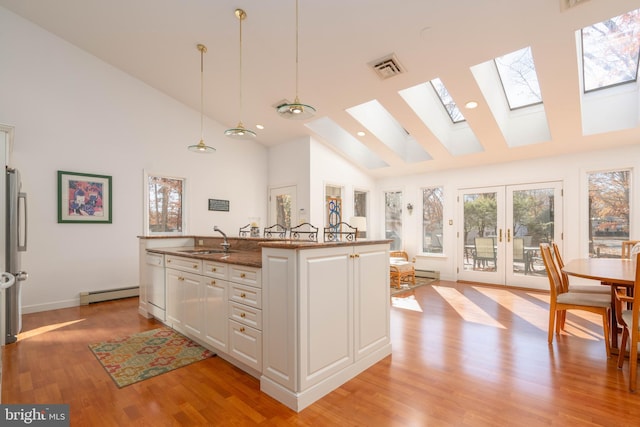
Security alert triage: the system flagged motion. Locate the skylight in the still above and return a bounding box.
[494,46,542,109]
[581,8,640,93]
[430,78,465,123]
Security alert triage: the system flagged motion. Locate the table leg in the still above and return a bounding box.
[605,281,619,351]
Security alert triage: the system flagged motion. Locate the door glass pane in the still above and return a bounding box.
[463,192,497,271]
[512,188,555,276]
[589,170,631,258]
[354,190,368,238]
[275,194,292,228]
[385,191,402,250]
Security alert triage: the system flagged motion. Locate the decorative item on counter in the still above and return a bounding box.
[251,222,260,237]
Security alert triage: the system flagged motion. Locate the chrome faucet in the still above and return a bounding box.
[213,225,230,253]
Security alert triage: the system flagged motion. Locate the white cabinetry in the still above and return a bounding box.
[260,243,391,412]
[227,264,262,372]
[202,260,228,352]
[165,255,202,334]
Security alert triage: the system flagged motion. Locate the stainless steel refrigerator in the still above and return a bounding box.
[5,167,27,344]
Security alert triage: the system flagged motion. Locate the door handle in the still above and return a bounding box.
[507,229,511,243]
[499,229,503,243]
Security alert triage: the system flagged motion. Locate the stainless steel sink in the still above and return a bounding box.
[179,249,231,254]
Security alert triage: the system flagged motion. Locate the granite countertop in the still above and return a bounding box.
[258,239,392,249]
[147,246,262,268]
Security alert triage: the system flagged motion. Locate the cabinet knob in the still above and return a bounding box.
[240,327,245,333]
[240,293,246,298]
[193,264,198,269]
[178,276,184,281]
[211,280,216,285]
[240,273,246,278]
[240,312,246,318]
[167,259,171,263]
[355,253,360,258]
[211,267,217,272]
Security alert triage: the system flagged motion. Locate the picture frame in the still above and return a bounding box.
[57,170,112,223]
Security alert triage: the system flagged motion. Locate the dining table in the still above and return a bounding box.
[562,257,636,352]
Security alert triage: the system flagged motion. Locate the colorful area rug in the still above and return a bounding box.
[88,327,214,388]
[390,277,436,296]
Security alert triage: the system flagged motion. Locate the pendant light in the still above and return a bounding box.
[225,9,256,139]
[276,0,316,120]
[188,43,216,153]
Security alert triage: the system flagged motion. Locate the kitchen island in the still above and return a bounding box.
[138,236,391,412]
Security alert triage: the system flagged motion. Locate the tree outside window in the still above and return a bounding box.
[147,174,186,235]
[422,187,444,254]
[588,170,630,258]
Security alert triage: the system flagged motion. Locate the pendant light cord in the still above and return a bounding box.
[295,0,299,101]
[200,45,205,140]
[239,11,244,123]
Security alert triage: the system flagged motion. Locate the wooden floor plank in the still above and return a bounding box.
[3,281,640,426]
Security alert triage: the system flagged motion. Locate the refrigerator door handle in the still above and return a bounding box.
[18,192,27,252]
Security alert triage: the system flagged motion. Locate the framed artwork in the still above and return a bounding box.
[58,170,112,223]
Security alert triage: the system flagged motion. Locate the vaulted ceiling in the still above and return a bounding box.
[2,0,640,177]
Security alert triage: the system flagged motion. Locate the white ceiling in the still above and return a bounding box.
[2,0,640,177]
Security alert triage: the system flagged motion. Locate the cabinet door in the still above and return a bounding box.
[204,278,228,352]
[354,244,390,360]
[298,246,353,390]
[228,319,262,372]
[165,268,184,331]
[182,271,204,339]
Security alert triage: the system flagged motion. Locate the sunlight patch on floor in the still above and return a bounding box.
[391,295,423,312]
[433,286,505,329]
[18,319,86,340]
[473,287,549,332]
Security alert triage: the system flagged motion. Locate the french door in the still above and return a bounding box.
[268,185,297,229]
[457,182,562,289]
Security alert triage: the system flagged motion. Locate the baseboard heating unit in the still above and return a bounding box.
[415,269,440,280]
[79,286,139,305]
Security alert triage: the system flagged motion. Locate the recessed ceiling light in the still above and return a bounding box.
[465,101,479,109]
[256,124,265,130]
[357,131,366,137]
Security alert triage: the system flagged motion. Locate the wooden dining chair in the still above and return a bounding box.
[614,252,640,391]
[552,242,609,294]
[621,240,640,259]
[539,243,611,357]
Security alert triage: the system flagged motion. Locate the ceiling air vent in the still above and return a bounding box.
[560,0,589,11]
[369,54,405,80]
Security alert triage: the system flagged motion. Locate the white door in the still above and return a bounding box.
[458,182,562,289]
[268,185,297,228]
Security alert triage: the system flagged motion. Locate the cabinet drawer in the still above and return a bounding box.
[229,283,262,309]
[228,301,262,330]
[146,252,164,267]
[228,319,262,371]
[165,256,202,274]
[203,260,228,279]
[230,265,262,288]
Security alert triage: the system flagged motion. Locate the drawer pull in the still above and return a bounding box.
[240,293,246,298]
[211,267,217,272]
[240,273,246,278]
[178,276,184,281]
[210,280,216,285]
[193,264,198,269]
[167,259,172,263]
[240,312,246,318]
[240,327,245,333]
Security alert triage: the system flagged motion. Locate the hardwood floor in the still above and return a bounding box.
[3,281,640,426]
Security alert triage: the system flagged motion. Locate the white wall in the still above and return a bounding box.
[377,144,640,281]
[0,8,267,312]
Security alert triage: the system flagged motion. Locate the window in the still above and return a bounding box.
[385,191,403,251]
[494,46,542,109]
[581,8,640,93]
[146,173,186,235]
[430,78,465,123]
[353,189,369,238]
[588,169,630,258]
[422,187,444,254]
[325,184,343,229]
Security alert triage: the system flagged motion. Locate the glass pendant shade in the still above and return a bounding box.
[277,0,315,120]
[189,43,215,153]
[224,121,257,139]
